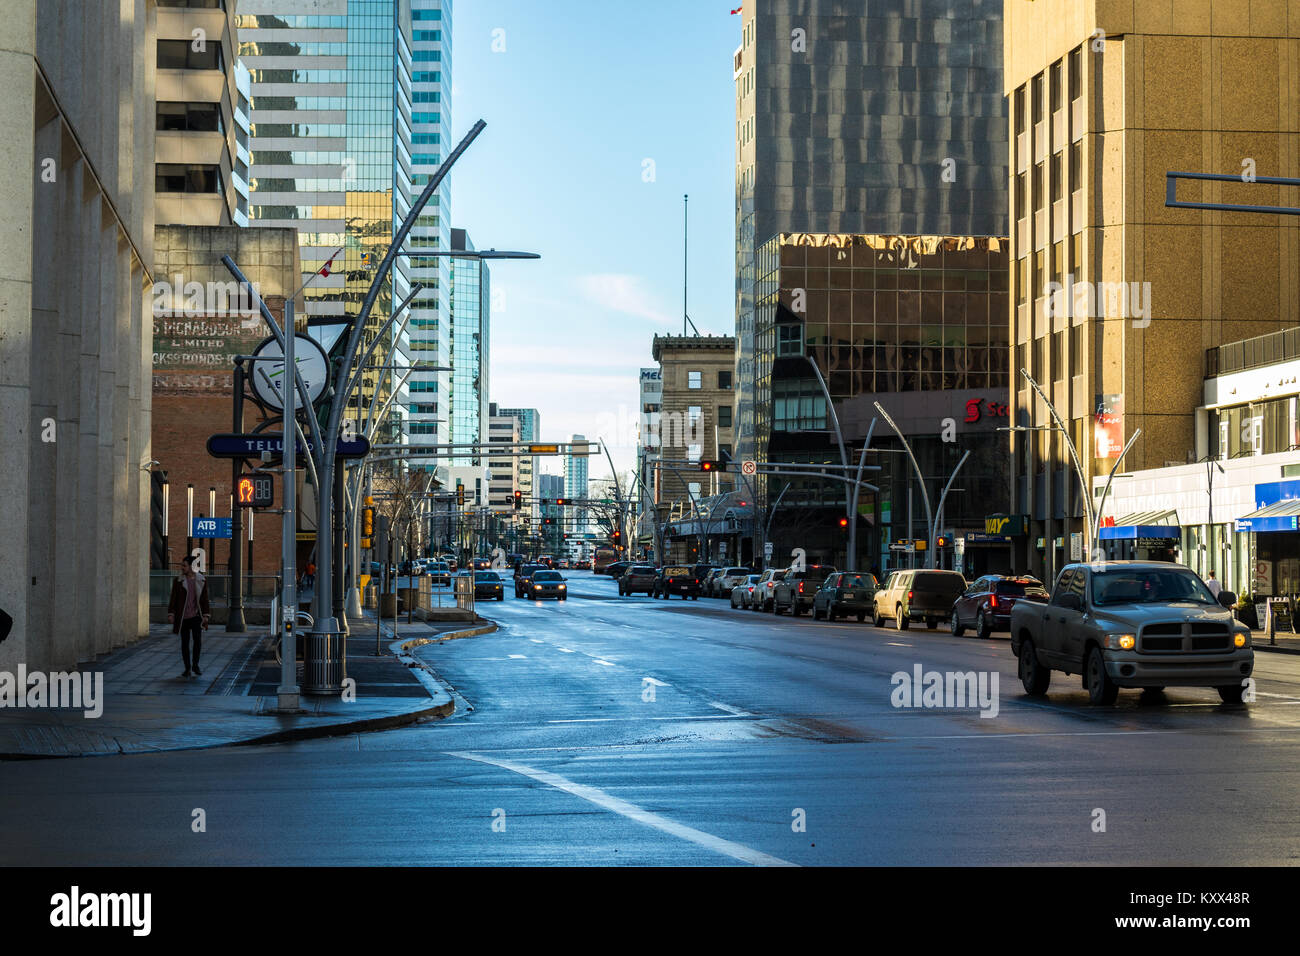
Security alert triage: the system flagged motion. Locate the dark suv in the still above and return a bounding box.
[618,565,657,596]
[951,575,1048,638]
[513,563,546,597]
[653,565,700,599]
[771,565,837,616]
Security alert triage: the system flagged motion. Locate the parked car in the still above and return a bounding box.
[652,565,700,599]
[527,569,569,600]
[752,568,787,612]
[618,565,658,596]
[691,564,721,593]
[513,563,547,597]
[731,574,762,608]
[701,567,728,596]
[1010,561,1253,705]
[873,569,967,630]
[771,565,837,616]
[812,571,879,621]
[473,570,505,600]
[710,567,753,598]
[951,575,1048,638]
[426,561,451,586]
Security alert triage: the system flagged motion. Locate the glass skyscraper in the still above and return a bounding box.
[448,227,489,467]
[237,0,453,453]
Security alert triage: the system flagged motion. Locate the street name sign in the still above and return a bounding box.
[206,433,371,460]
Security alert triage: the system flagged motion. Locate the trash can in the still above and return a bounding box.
[304,628,346,695]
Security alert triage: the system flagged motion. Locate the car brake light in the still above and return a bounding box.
[907,590,913,602]
[990,594,998,609]
[798,582,804,593]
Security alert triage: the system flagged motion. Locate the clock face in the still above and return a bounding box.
[250,334,330,411]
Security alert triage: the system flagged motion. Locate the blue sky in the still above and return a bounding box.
[448,0,740,478]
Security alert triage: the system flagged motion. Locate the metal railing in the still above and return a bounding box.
[1206,327,1300,378]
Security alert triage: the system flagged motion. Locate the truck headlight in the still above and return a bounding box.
[1234,632,1249,648]
[1104,633,1136,650]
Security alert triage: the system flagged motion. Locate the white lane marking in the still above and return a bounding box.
[593,659,615,667]
[642,677,670,687]
[529,639,543,644]
[508,654,527,659]
[547,714,750,723]
[884,642,912,647]
[557,647,575,653]
[446,750,796,867]
[709,701,753,717]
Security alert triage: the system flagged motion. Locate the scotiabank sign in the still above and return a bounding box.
[963,397,1009,424]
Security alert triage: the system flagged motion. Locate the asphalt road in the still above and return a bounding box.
[3,570,1300,865]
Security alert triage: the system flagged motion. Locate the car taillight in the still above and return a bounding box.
[907,589,913,602]
[798,582,804,593]
[990,594,998,609]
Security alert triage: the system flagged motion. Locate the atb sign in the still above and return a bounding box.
[191,517,232,539]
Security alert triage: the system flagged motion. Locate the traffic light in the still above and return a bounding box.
[513,490,522,510]
[556,497,568,506]
[935,536,949,548]
[236,474,273,508]
[838,516,849,529]
[363,506,374,537]
[539,497,550,506]
[699,460,728,472]
[456,483,465,508]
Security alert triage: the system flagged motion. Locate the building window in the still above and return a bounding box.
[773,379,827,431]
[718,369,732,389]
[1069,48,1082,101]
[155,163,222,195]
[1070,142,1081,194]
[1050,61,1063,113]
[1051,152,1062,202]
[718,405,732,428]
[688,444,702,462]
[688,370,702,389]
[157,39,224,71]
[776,324,803,356]
[157,102,222,133]
[1017,257,1028,303]
[1032,74,1044,124]
[1033,162,1044,210]
[1015,172,1026,222]
[1014,87,1025,135]
[1069,324,1082,378]
[688,405,702,426]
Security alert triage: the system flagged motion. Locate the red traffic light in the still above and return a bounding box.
[838,517,849,528]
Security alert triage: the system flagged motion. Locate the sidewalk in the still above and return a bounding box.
[1251,629,1300,654]
[0,611,496,759]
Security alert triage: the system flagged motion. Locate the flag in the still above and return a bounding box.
[317,248,341,277]
[730,4,742,13]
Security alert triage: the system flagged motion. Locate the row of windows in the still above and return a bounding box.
[412,50,441,61]
[412,91,441,103]
[252,150,351,165]
[409,403,439,415]
[243,42,347,56]
[409,381,439,392]
[413,30,441,41]
[412,8,442,20]
[253,96,347,111]
[250,69,348,83]
[686,370,732,390]
[1015,46,1083,133]
[238,14,346,28]
[411,154,440,166]
[411,112,441,125]
[771,269,1007,293]
[250,205,345,218]
[412,72,441,83]
[411,133,441,145]
[1016,233,1084,304]
[1014,142,1083,221]
[253,123,347,137]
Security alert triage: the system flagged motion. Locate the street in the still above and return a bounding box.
[3,571,1299,866]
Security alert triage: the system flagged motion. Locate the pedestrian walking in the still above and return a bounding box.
[167,555,210,678]
[1205,570,1222,598]
[303,560,316,590]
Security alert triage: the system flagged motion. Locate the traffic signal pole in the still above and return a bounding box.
[228,359,247,633]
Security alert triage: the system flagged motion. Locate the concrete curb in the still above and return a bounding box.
[1253,643,1300,656]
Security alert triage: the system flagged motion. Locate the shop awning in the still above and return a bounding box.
[1097,509,1181,540]
[1235,499,1300,533]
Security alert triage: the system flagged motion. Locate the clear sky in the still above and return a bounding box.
[448,0,740,479]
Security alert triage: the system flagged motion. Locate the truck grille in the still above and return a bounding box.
[1139,622,1231,653]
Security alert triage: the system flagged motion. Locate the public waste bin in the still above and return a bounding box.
[304,629,345,695]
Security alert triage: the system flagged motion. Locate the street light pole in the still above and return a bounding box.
[873,402,935,568]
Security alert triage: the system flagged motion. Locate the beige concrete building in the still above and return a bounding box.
[1004,0,1300,579]
[0,0,156,669]
[651,334,738,511]
[156,0,249,227]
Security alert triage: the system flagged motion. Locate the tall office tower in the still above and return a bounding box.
[565,434,590,534]
[1005,0,1300,581]
[486,404,520,513]
[156,0,249,226]
[732,1,1008,461]
[1,0,155,669]
[499,407,540,521]
[448,227,490,467]
[237,0,453,452]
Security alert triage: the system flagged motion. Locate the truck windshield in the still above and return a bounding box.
[1091,569,1218,606]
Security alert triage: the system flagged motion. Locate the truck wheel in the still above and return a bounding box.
[791,602,802,616]
[951,614,965,637]
[1085,646,1119,705]
[1217,684,1247,706]
[773,599,784,615]
[895,607,908,631]
[1018,640,1051,696]
[976,611,992,640]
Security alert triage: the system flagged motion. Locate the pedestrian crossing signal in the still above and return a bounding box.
[236,474,273,508]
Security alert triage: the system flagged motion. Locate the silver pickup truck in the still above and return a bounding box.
[1009,561,1253,706]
